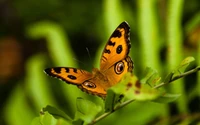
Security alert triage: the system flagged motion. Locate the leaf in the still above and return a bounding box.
[163,71,175,84]
[140,67,161,87]
[31,112,71,125]
[146,73,161,87]
[31,117,41,125]
[175,57,195,73]
[40,112,57,125]
[164,57,195,84]
[179,57,195,69]
[127,85,160,101]
[105,89,124,112]
[174,56,195,75]
[110,73,161,101]
[140,67,157,84]
[154,93,181,103]
[73,97,102,125]
[43,105,72,121]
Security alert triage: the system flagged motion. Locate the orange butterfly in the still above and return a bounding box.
[44,21,133,98]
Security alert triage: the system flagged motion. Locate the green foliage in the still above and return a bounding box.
[31,112,71,125]
[43,105,72,121]
[1,0,200,125]
[73,98,102,124]
[154,93,181,103]
[30,57,199,125]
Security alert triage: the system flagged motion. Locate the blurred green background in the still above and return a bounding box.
[0,0,199,125]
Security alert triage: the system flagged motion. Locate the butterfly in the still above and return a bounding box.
[44,21,133,98]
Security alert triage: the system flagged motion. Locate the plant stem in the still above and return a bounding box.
[153,66,200,89]
[89,99,135,125]
[89,66,200,124]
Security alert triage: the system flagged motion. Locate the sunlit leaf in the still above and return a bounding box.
[176,56,195,73]
[154,93,181,103]
[40,112,57,125]
[140,67,157,84]
[73,97,102,124]
[164,57,195,84]
[31,117,40,125]
[43,105,72,121]
[140,67,161,87]
[110,73,160,101]
[31,112,71,125]
[105,89,123,112]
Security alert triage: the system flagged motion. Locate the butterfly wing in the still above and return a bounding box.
[104,56,133,86]
[44,67,93,85]
[44,67,107,97]
[100,21,131,71]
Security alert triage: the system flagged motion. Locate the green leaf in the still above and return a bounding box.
[110,73,161,101]
[43,105,72,121]
[104,89,124,112]
[176,56,195,73]
[127,85,160,101]
[140,67,161,87]
[179,57,195,68]
[73,97,102,124]
[40,112,57,125]
[163,71,175,84]
[140,67,157,84]
[164,57,195,84]
[154,93,181,103]
[31,117,41,125]
[31,112,71,125]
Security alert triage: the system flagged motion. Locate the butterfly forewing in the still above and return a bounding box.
[100,22,131,71]
[44,67,93,85]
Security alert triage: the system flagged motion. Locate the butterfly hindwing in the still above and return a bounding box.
[44,67,93,85]
[100,22,131,71]
[104,56,133,86]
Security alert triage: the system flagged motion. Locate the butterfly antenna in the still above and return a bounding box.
[86,47,95,68]
[86,47,92,62]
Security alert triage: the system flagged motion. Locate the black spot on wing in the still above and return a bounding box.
[112,30,121,38]
[108,41,115,46]
[44,68,59,78]
[102,56,107,62]
[73,68,77,73]
[65,68,69,73]
[44,68,52,74]
[67,75,77,80]
[118,21,131,54]
[116,45,123,54]
[104,49,111,54]
[53,68,61,73]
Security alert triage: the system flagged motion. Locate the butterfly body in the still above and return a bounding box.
[44,22,133,98]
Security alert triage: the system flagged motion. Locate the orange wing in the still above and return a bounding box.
[44,67,107,97]
[100,21,131,71]
[104,56,133,86]
[44,67,93,85]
